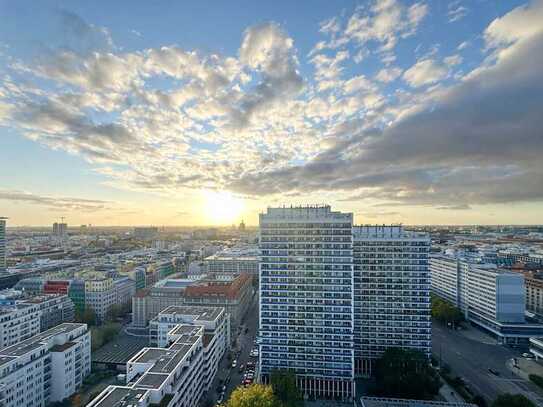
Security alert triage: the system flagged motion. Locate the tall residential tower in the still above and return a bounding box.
[258,206,432,399]
[259,205,355,399]
[353,225,431,377]
[0,217,6,271]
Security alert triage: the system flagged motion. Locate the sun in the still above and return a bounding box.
[203,190,245,225]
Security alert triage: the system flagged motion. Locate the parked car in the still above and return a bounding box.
[231,359,237,368]
[238,364,245,373]
[523,352,535,359]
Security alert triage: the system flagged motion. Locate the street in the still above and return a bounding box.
[432,323,543,406]
[208,291,260,405]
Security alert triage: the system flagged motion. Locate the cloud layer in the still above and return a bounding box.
[1,0,542,216]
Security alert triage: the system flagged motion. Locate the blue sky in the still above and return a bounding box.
[0,0,541,226]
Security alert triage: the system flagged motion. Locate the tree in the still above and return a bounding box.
[431,296,464,326]
[270,369,303,407]
[81,308,97,326]
[492,394,535,407]
[373,348,440,400]
[226,384,279,407]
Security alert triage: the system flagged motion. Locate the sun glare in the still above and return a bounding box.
[203,190,244,225]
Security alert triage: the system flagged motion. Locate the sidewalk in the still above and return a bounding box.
[439,380,468,403]
[507,357,543,381]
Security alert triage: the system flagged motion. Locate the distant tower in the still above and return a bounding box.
[0,217,6,271]
[53,218,68,237]
[239,219,246,231]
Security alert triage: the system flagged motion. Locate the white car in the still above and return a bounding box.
[523,353,535,359]
[231,359,237,368]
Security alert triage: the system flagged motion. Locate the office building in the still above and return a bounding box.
[52,222,68,237]
[85,277,116,323]
[133,273,252,329]
[113,277,136,310]
[0,217,6,271]
[204,246,259,277]
[259,205,355,399]
[0,323,91,407]
[525,276,543,317]
[87,310,226,407]
[353,226,431,377]
[430,255,543,344]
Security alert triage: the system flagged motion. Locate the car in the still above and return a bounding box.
[523,352,535,359]
[238,364,245,373]
[222,384,227,392]
[231,359,237,368]
[488,368,500,376]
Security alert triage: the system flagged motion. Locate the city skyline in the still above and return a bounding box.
[1,0,542,227]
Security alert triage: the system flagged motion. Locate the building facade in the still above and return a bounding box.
[430,255,543,344]
[353,226,431,377]
[85,277,116,323]
[113,277,136,311]
[0,217,6,271]
[259,205,355,399]
[0,323,91,407]
[525,276,543,317]
[52,222,68,237]
[0,303,41,349]
[19,294,75,331]
[88,312,226,407]
[133,273,252,329]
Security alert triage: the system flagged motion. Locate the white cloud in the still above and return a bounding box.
[457,41,470,51]
[448,1,468,23]
[444,54,463,66]
[375,67,403,82]
[403,59,448,87]
[344,0,428,51]
[484,0,543,49]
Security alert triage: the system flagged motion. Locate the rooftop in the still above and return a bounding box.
[88,386,149,407]
[159,305,223,322]
[0,323,86,360]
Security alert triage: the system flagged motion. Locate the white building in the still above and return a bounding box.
[0,323,91,407]
[0,217,6,271]
[259,205,355,399]
[88,309,227,407]
[0,303,41,349]
[353,226,431,377]
[204,246,259,277]
[149,305,229,350]
[18,294,75,331]
[430,255,543,344]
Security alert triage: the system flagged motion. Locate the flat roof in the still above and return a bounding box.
[50,341,77,352]
[0,323,86,358]
[134,372,169,389]
[90,387,149,407]
[159,305,222,321]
